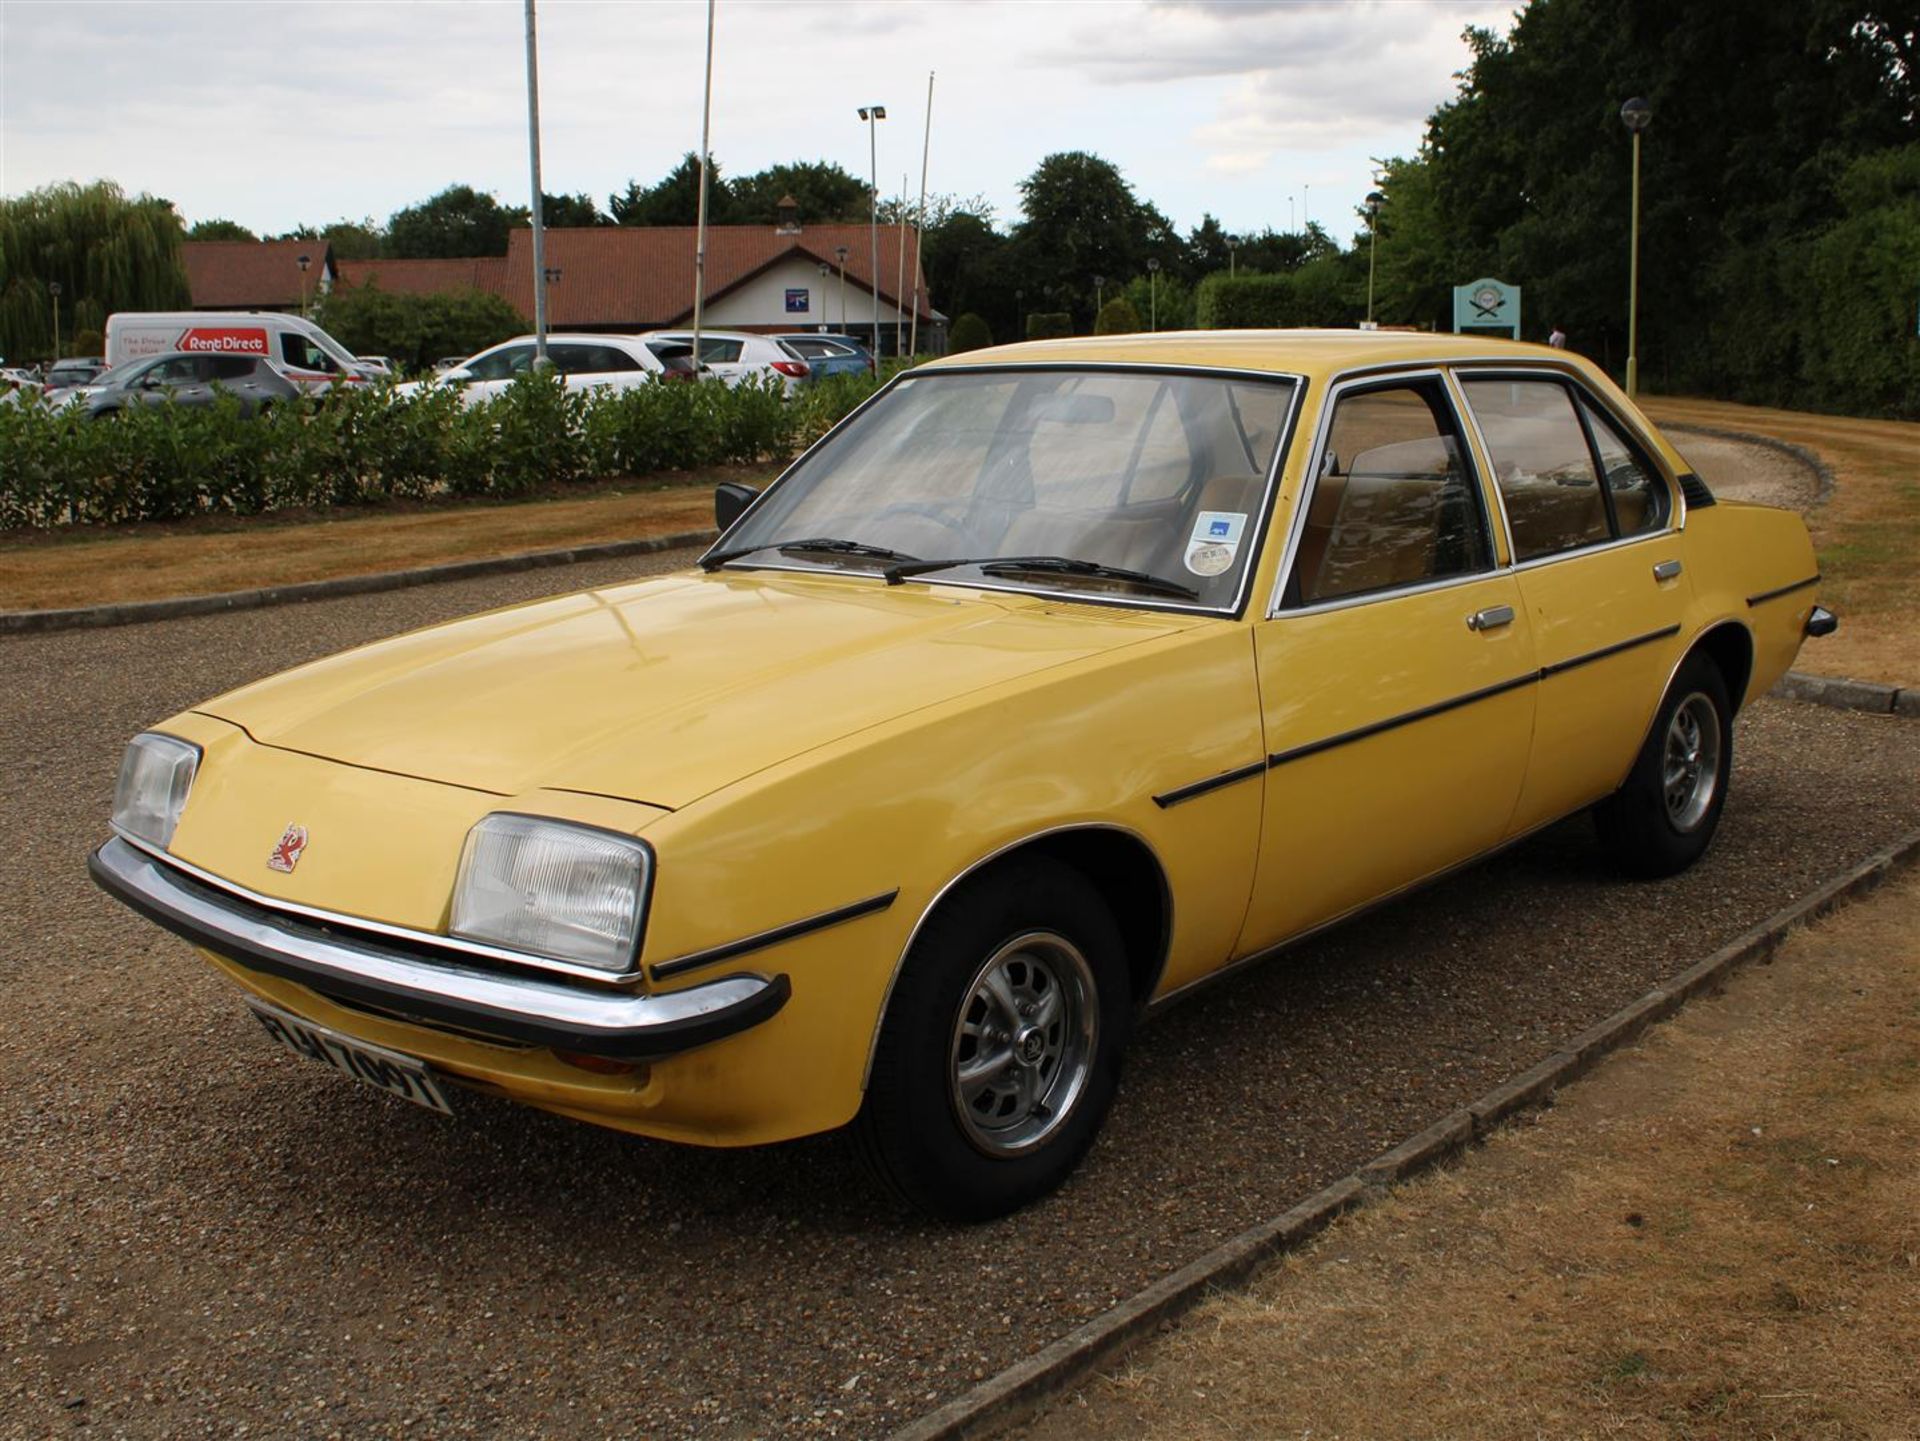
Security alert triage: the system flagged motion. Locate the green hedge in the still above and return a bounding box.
[0,368,883,530]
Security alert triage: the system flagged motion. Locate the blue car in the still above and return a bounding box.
[774,333,875,382]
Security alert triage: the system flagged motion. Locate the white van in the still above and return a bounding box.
[103,312,373,391]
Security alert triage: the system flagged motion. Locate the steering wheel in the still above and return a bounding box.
[870,502,972,540]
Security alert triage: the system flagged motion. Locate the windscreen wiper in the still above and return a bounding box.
[700,537,920,572]
[883,554,1200,601]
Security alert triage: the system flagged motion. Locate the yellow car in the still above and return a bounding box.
[92,332,1833,1220]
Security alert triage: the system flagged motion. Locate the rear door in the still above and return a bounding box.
[1453,371,1687,832]
[1241,372,1537,952]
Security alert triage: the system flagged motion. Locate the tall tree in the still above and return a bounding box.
[273,219,384,260]
[732,161,870,224]
[386,185,526,258]
[541,192,611,228]
[187,218,257,242]
[0,181,190,361]
[610,154,734,227]
[1013,152,1152,326]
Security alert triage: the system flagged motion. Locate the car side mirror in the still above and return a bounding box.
[715,482,760,532]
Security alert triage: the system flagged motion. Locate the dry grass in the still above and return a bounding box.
[1023,869,1920,1441]
[0,468,774,611]
[1642,396,1920,684]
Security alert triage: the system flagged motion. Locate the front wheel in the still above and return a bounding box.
[1593,653,1733,878]
[855,858,1130,1221]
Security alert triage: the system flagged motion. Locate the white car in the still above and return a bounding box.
[637,330,812,395]
[393,334,674,406]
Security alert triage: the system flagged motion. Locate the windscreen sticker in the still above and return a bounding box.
[1184,510,1248,577]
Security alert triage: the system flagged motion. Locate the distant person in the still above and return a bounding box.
[1548,324,1567,349]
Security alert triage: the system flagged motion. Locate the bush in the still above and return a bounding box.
[1195,265,1359,330]
[948,313,993,352]
[1025,312,1072,340]
[0,371,822,531]
[1093,298,1141,335]
[69,328,104,359]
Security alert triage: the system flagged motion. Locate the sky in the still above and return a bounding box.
[0,0,1519,245]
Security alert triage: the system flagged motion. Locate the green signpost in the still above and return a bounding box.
[1452,277,1522,339]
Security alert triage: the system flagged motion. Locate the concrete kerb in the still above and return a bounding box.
[0,528,720,636]
[891,825,1920,1441]
[1661,420,1837,510]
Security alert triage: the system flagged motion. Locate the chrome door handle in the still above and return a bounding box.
[1652,559,1683,581]
[1467,605,1515,632]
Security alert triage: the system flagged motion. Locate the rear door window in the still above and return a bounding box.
[1288,379,1493,606]
[1459,378,1610,561]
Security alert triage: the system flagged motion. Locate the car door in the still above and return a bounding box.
[1453,371,1689,834]
[134,356,199,409]
[1239,372,1538,953]
[695,337,747,385]
[459,343,536,402]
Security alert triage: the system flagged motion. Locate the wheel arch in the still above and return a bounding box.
[1689,620,1756,715]
[861,823,1173,1089]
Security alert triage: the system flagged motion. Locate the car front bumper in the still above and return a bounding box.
[89,836,789,1061]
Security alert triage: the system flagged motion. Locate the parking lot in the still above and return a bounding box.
[4,545,1918,1438]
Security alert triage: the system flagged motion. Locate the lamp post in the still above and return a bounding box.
[1226,238,1239,278]
[296,254,311,317]
[48,281,62,360]
[690,0,716,379]
[1364,190,1384,325]
[858,104,887,356]
[1147,257,1160,332]
[818,263,831,328]
[523,0,550,368]
[1620,96,1652,398]
[834,244,850,332]
[1093,274,1105,315]
[1015,289,1025,338]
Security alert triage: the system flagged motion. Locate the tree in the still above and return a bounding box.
[541,192,610,228]
[610,154,734,227]
[1093,297,1141,334]
[187,218,257,242]
[386,185,526,258]
[317,278,525,372]
[920,207,1009,334]
[273,219,384,260]
[0,180,190,362]
[732,161,869,224]
[1013,152,1151,325]
[947,313,993,352]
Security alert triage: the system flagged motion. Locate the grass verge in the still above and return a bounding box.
[0,466,773,611]
[1022,866,1920,1441]
[1641,395,1920,684]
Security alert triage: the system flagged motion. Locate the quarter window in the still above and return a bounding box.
[1579,396,1668,535]
[1289,380,1492,606]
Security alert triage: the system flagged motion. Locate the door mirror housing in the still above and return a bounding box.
[714,482,760,532]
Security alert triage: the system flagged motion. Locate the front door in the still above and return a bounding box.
[1240,374,1537,954]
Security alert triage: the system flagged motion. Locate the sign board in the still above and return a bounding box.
[785,288,810,314]
[1451,277,1521,339]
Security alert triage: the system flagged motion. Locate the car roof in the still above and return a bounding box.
[918,329,1581,383]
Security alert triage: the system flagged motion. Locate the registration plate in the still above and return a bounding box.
[247,1000,453,1116]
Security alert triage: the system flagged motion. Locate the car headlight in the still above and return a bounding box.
[111,733,201,850]
[450,814,652,974]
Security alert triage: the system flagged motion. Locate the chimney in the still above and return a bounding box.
[774,194,801,235]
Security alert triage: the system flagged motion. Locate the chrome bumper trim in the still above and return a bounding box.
[89,837,788,1060]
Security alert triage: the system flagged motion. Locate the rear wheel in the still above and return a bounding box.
[1593,653,1733,877]
[855,858,1129,1221]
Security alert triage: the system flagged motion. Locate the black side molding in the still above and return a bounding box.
[649,890,899,982]
[1746,575,1820,608]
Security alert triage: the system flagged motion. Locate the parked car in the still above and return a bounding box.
[90,331,1831,1221]
[356,355,396,376]
[774,333,875,380]
[638,330,811,394]
[1,364,44,392]
[393,334,675,405]
[43,357,108,391]
[68,351,300,418]
[104,311,371,392]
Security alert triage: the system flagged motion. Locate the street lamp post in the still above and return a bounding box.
[1147,257,1160,332]
[523,0,549,368]
[858,104,887,356]
[834,245,850,332]
[1093,274,1105,315]
[690,0,716,379]
[1620,96,1652,398]
[1226,238,1239,278]
[48,281,62,360]
[1364,190,1384,325]
[296,254,311,318]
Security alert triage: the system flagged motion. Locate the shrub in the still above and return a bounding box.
[1025,312,1072,340]
[1093,298,1141,335]
[948,313,992,352]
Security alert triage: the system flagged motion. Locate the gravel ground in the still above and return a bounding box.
[5,537,1918,1440]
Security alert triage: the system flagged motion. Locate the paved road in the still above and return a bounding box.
[4,546,1918,1439]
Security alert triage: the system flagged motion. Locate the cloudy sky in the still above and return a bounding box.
[1,0,1516,243]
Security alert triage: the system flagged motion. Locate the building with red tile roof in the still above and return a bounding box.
[181,239,336,312]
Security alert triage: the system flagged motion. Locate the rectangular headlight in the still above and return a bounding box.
[450,814,651,974]
[111,733,201,850]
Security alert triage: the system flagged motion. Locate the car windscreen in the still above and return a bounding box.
[718,367,1297,611]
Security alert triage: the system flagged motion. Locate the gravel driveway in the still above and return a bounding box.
[5,540,1917,1440]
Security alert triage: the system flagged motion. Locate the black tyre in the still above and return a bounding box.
[1593,653,1733,878]
[855,858,1130,1222]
